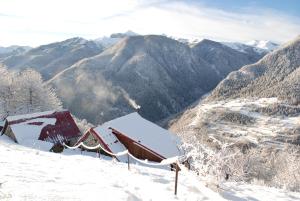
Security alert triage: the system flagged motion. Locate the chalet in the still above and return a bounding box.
[76,112,181,163]
[1,110,81,152]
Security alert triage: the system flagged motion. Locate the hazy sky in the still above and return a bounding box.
[0,0,299,47]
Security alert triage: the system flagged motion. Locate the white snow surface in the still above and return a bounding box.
[98,112,181,159]
[1,135,299,201]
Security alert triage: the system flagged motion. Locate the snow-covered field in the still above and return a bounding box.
[1,135,300,201]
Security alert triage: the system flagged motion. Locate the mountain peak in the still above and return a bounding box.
[95,31,139,48]
[110,30,138,38]
[62,37,88,45]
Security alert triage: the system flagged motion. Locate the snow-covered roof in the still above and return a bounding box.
[6,110,56,122]
[93,126,128,162]
[96,112,181,158]
[10,118,56,149]
[4,110,81,146]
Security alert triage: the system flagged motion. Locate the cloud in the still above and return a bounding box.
[0,0,299,46]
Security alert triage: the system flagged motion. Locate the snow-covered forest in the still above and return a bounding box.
[0,65,62,120]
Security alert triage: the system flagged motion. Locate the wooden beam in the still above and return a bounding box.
[174,163,179,195]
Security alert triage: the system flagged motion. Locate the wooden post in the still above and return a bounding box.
[174,163,179,195]
[127,153,130,170]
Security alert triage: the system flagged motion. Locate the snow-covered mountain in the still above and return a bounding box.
[193,39,265,77]
[171,36,300,141]
[222,40,279,55]
[209,36,300,103]
[246,40,279,52]
[48,35,264,125]
[95,30,139,48]
[0,38,103,80]
[167,36,300,191]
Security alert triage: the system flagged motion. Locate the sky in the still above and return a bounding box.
[0,0,299,47]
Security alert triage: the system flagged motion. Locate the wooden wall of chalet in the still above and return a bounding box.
[3,126,17,143]
[112,129,165,163]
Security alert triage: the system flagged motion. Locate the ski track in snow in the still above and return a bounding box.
[1,135,300,201]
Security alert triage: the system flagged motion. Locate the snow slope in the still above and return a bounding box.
[170,98,300,147]
[1,135,299,200]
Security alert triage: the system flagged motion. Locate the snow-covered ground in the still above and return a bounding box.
[173,98,300,147]
[1,135,300,200]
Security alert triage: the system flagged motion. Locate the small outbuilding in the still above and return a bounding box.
[1,110,81,151]
[76,112,181,162]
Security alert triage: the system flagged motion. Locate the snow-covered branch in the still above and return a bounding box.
[0,66,62,120]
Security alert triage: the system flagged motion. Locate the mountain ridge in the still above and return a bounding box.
[207,35,300,104]
[48,35,265,124]
[1,37,104,80]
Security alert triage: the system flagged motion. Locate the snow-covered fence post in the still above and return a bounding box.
[97,148,100,158]
[174,163,179,195]
[127,152,130,170]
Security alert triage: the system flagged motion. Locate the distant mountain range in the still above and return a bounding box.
[0,45,32,61]
[47,35,265,124]
[208,36,300,104]
[0,32,280,124]
[168,35,300,153]
[192,39,265,77]
[0,38,103,80]
[0,45,31,54]
[222,40,279,54]
[246,40,279,51]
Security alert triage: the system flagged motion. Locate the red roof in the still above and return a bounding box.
[6,110,81,144]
